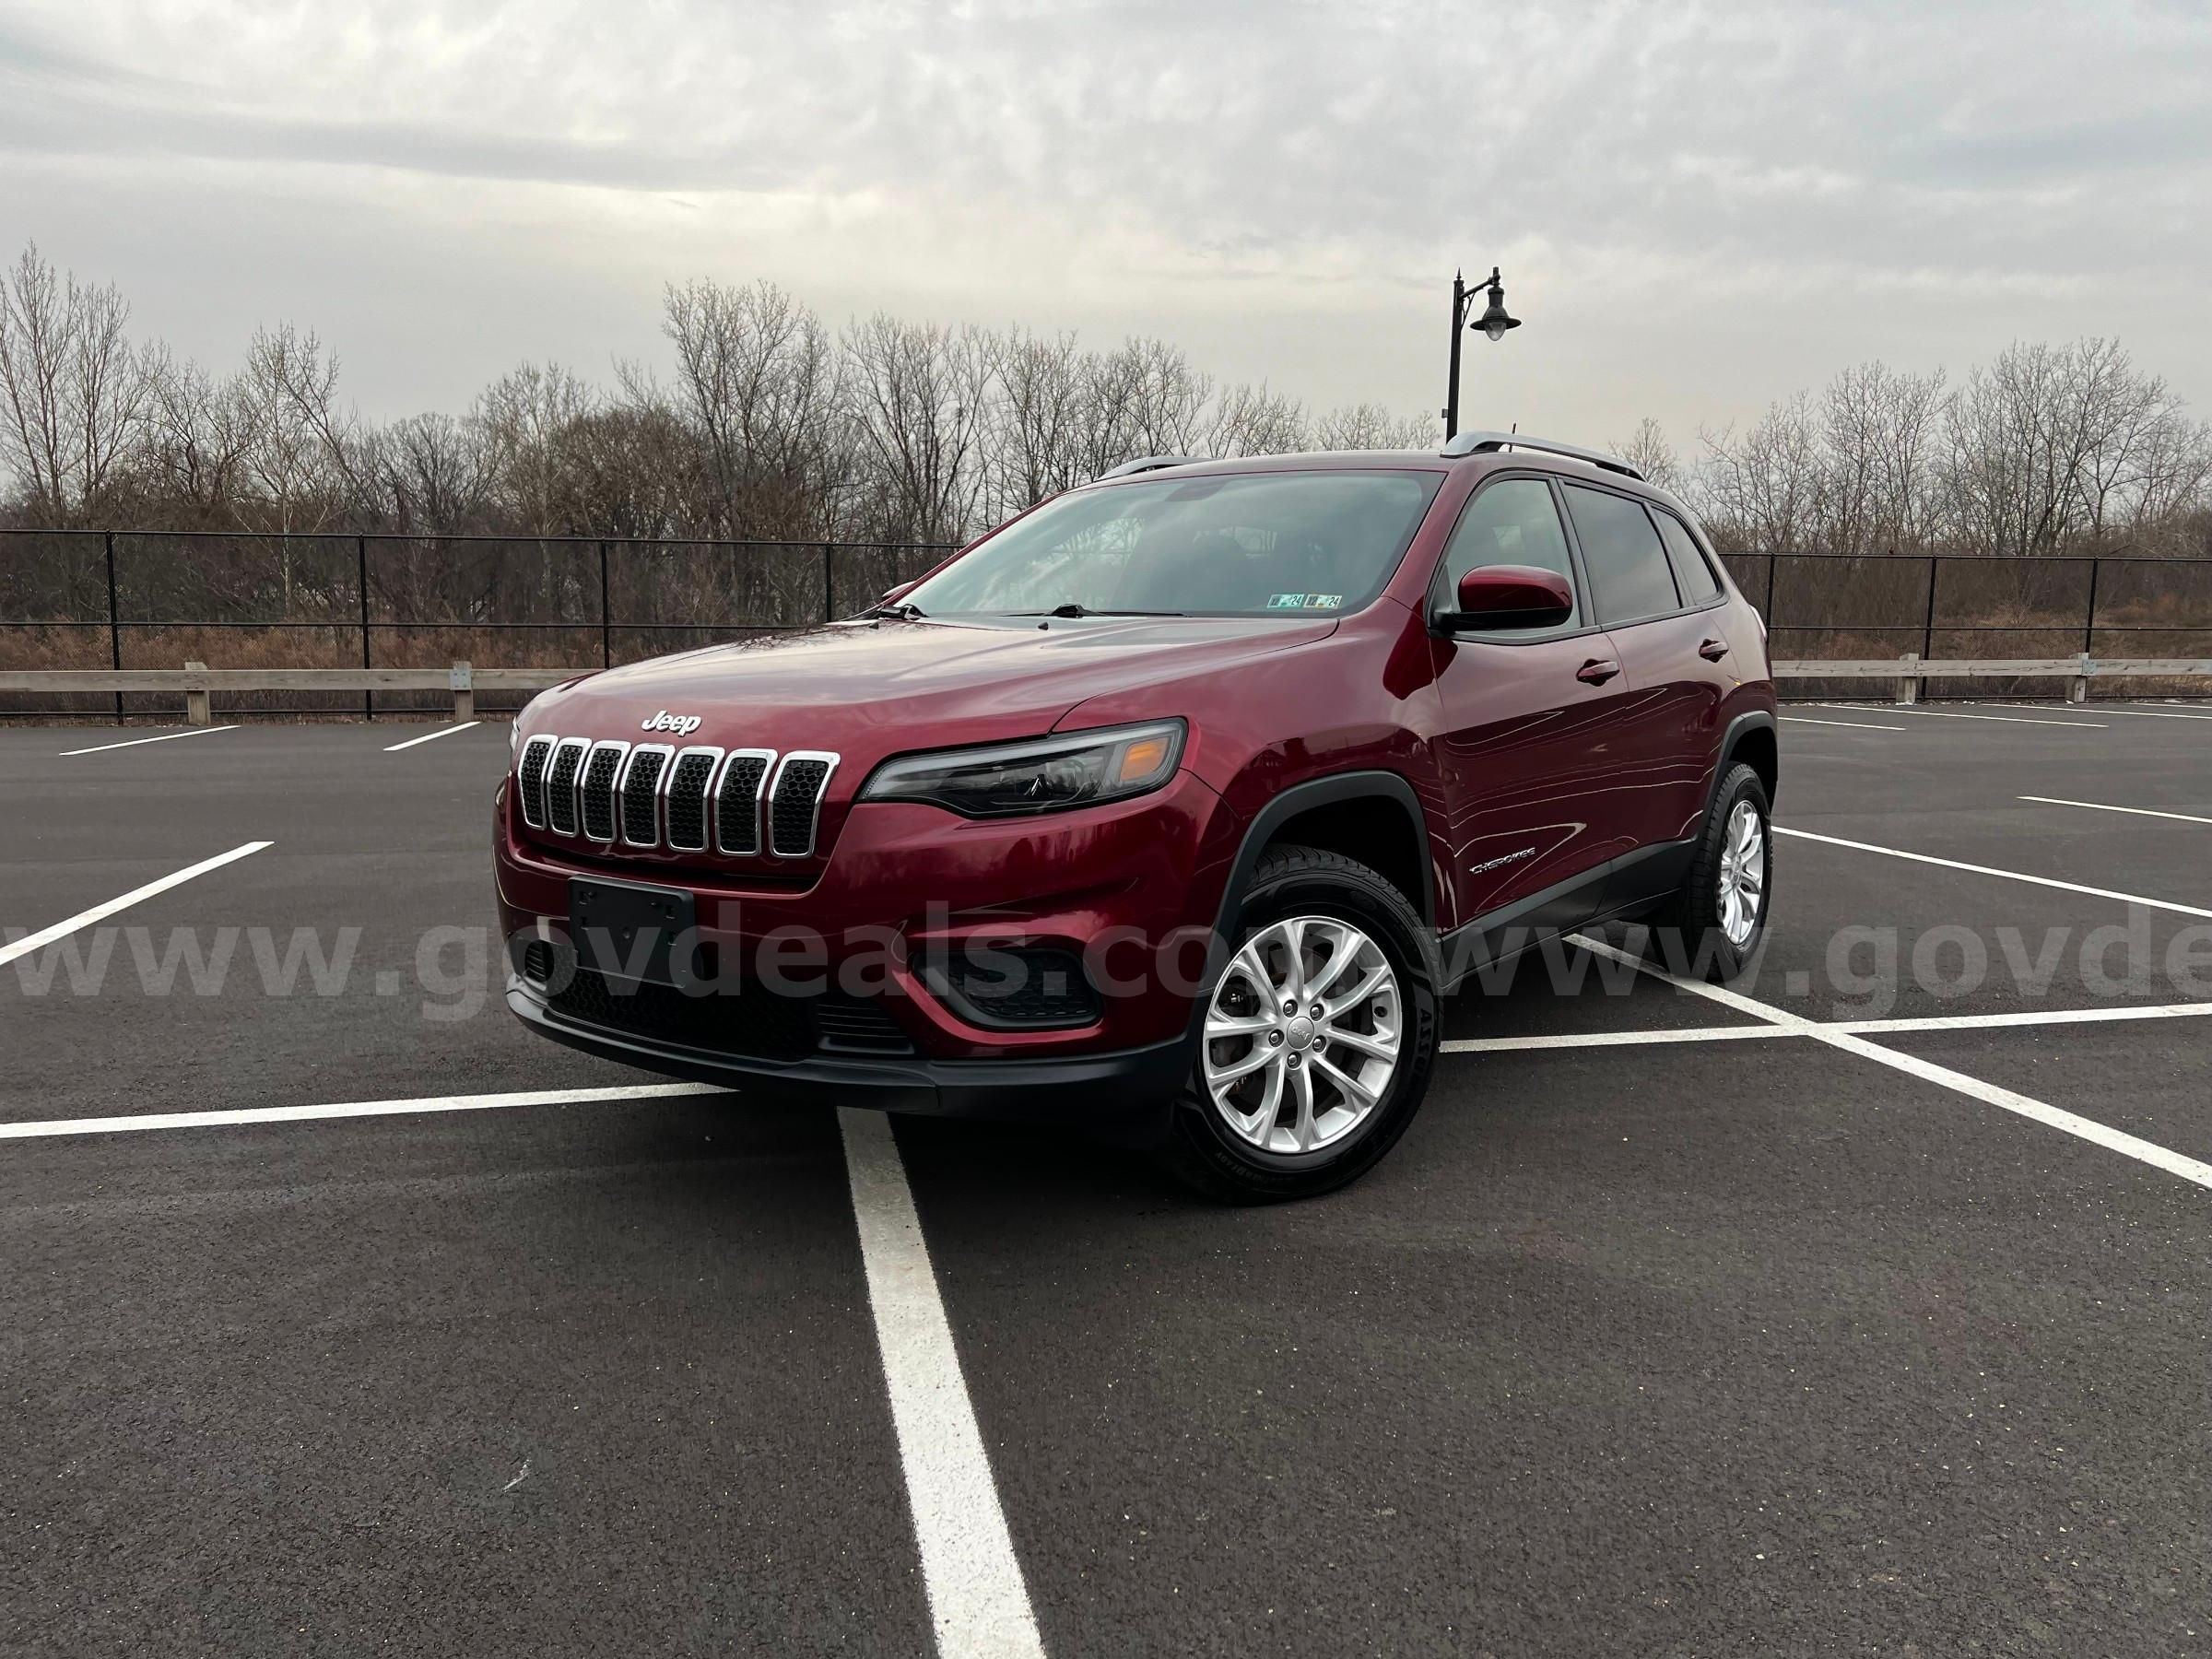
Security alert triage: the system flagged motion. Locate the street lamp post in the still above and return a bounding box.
[1441,266,1521,441]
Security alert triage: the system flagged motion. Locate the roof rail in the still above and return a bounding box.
[1441,429,1642,481]
[1092,455,1208,480]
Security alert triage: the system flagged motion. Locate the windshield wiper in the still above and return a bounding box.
[863,601,927,620]
[1010,605,1186,618]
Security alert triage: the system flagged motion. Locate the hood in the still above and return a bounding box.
[524,614,1335,758]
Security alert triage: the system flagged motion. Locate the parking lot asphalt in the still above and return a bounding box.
[4,705,2210,1657]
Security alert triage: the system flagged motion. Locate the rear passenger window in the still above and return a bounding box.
[1435,477,1580,633]
[1561,485,1680,624]
[1653,509,1723,605]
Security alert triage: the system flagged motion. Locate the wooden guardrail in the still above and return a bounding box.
[0,663,579,724]
[2,653,2208,724]
[1771,653,2212,704]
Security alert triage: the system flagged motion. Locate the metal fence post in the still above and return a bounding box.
[1920,555,1938,703]
[823,543,836,622]
[104,529,123,725]
[1763,554,1778,626]
[599,541,612,668]
[2083,557,2100,655]
[357,535,372,721]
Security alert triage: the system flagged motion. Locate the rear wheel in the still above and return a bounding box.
[1651,762,1771,981]
[1161,845,1439,1203]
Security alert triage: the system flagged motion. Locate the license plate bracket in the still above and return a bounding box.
[570,877,698,990]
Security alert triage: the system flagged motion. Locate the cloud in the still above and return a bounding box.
[3,0,2208,437]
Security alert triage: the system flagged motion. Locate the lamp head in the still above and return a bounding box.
[1475,273,1520,343]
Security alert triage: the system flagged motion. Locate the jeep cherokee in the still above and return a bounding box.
[494,432,1778,1200]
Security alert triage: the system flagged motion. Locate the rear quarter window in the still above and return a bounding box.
[1652,508,1724,606]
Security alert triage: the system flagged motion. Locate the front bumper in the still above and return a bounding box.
[494,767,1241,1133]
[508,975,1187,1142]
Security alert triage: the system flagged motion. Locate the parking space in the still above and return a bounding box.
[5,707,2211,1655]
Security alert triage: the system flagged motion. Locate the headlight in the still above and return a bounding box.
[857,719,1186,818]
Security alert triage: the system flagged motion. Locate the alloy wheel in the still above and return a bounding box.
[1716,798,1766,947]
[1201,916,1402,1157]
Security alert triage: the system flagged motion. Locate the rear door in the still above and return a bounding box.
[1559,483,1733,855]
[1425,474,1642,934]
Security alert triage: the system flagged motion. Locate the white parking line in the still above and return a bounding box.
[2019,795,2212,827]
[1443,997,2212,1053]
[0,1082,720,1140]
[1814,705,2105,729]
[0,841,274,970]
[1985,703,2212,723]
[383,722,483,752]
[1782,715,1906,732]
[1775,826,2212,921]
[839,1108,1045,1659]
[59,725,238,757]
[1572,935,2212,1192]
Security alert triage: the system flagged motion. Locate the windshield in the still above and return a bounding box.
[903,470,1445,618]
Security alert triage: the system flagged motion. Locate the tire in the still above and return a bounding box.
[1651,762,1772,982]
[1159,844,1441,1204]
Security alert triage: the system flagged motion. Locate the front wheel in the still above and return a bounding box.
[1159,845,1440,1203]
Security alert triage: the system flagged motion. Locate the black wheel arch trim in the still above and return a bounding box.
[1707,708,1778,823]
[1213,770,1436,935]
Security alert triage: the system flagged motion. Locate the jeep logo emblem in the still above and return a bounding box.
[641,710,703,735]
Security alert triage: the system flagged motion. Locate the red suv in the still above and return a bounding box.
[495,433,1777,1199]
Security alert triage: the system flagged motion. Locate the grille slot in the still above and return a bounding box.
[520,938,557,983]
[714,751,774,854]
[664,747,721,853]
[540,968,912,1060]
[545,738,589,836]
[579,742,628,842]
[770,753,837,858]
[516,735,555,829]
[620,747,672,847]
[814,994,914,1054]
[546,967,816,1060]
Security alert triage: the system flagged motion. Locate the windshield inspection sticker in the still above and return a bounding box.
[1267,593,1342,609]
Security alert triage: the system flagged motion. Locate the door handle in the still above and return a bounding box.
[1576,657,1621,686]
[1699,638,1730,662]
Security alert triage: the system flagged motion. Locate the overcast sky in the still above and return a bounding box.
[4,0,2207,452]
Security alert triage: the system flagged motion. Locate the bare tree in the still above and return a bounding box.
[475,362,594,535]
[656,278,841,540]
[1609,418,1681,491]
[1312,403,1436,451]
[1697,394,1826,552]
[1815,363,1946,556]
[841,312,991,544]
[982,327,1089,524]
[0,243,150,521]
[1208,382,1308,456]
[139,347,258,524]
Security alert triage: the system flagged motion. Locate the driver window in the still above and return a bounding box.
[1434,477,1581,633]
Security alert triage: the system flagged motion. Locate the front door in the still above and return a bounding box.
[1425,475,1644,939]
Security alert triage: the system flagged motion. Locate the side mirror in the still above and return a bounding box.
[1437,564,1573,631]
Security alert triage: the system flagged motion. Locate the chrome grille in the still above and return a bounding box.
[516,735,555,829]
[770,753,837,858]
[513,734,836,859]
[545,738,589,836]
[579,741,628,842]
[621,746,672,846]
[714,750,775,855]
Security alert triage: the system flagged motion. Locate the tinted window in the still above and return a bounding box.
[906,470,1444,618]
[1562,485,1680,624]
[1435,477,1580,633]
[1653,508,1723,604]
